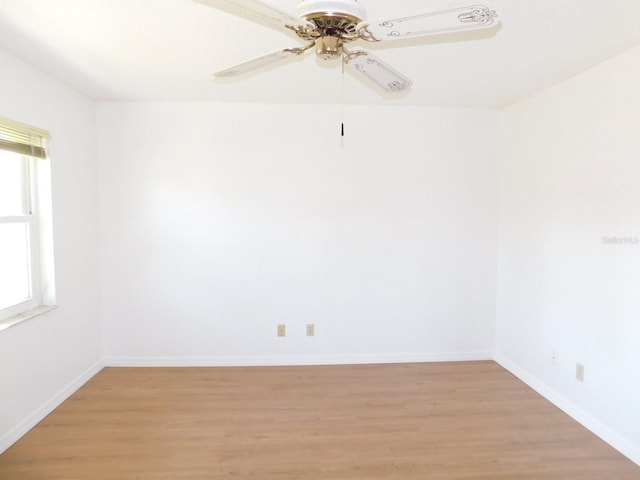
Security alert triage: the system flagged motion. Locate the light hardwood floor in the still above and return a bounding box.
[1,361,638,479]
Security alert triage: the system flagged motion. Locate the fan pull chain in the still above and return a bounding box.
[341,53,345,147]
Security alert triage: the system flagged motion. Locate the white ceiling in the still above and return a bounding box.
[0,0,639,107]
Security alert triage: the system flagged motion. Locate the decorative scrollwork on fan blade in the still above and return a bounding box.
[458,7,497,26]
[357,4,499,42]
[343,49,412,93]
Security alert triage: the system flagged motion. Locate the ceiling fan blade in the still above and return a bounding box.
[214,45,313,78]
[194,0,310,27]
[343,49,412,94]
[357,5,498,42]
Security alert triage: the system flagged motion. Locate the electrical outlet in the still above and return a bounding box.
[576,363,585,382]
[306,324,315,337]
[552,350,559,366]
[277,324,286,337]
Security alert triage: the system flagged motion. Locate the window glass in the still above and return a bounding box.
[0,222,31,310]
[0,150,25,216]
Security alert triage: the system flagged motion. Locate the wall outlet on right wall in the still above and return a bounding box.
[576,363,585,382]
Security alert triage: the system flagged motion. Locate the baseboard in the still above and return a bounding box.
[0,360,104,455]
[494,352,640,467]
[104,351,494,367]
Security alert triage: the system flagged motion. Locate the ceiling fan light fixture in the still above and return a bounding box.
[315,36,343,60]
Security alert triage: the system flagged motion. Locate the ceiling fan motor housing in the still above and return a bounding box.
[295,0,367,20]
[295,0,367,59]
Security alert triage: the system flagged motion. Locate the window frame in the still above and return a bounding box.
[0,117,55,330]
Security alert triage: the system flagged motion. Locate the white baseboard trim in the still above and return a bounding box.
[0,360,104,455]
[104,351,494,368]
[494,352,640,467]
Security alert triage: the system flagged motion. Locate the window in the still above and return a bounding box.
[0,116,55,330]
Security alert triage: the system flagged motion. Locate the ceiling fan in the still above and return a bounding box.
[195,0,499,94]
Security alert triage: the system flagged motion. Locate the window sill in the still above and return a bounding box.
[0,305,57,332]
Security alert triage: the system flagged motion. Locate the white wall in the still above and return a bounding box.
[98,103,500,365]
[2,34,639,465]
[0,50,102,452]
[497,45,640,463]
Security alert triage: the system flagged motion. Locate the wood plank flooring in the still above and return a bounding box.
[1,361,638,479]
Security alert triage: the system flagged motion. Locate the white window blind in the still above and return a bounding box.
[0,116,50,159]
